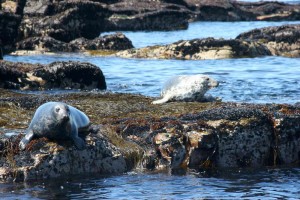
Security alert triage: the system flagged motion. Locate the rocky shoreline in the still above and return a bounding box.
[0,89,299,182]
[1,0,300,57]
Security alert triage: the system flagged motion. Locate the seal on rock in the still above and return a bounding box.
[152,74,219,104]
[19,102,90,150]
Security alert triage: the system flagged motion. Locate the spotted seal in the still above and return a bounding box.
[152,74,219,104]
[19,102,90,150]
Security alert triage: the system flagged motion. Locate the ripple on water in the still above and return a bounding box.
[4,54,300,104]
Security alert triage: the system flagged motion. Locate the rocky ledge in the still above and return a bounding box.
[0,90,299,182]
[237,24,300,58]
[0,60,106,90]
[116,24,300,59]
[13,33,134,55]
[115,37,271,60]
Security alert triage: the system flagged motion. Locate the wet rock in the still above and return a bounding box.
[0,128,142,182]
[18,0,190,43]
[186,0,300,21]
[0,91,299,181]
[14,33,134,53]
[116,37,271,60]
[0,60,106,90]
[274,109,300,164]
[236,1,300,21]
[237,24,300,57]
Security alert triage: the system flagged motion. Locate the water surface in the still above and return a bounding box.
[1,168,300,199]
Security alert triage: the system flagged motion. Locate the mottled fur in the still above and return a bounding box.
[152,75,219,104]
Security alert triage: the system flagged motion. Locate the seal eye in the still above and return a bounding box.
[56,107,60,113]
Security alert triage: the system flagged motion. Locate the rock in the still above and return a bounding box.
[236,1,300,21]
[0,12,21,53]
[0,60,106,90]
[116,37,271,60]
[18,0,190,43]
[14,33,134,53]
[186,0,300,21]
[0,126,143,182]
[0,90,299,181]
[237,24,300,57]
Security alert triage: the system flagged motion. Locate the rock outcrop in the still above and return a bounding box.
[116,37,271,60]
[186,0,300,21]
[0,90,299,181]
[1,0,300,56]
[237,24,300,58]
[0,60,106,90]
[14,32,134,54]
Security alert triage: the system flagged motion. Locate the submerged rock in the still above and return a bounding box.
[0,60,106,90]
[0,91,299,181]
[116,37,271,60]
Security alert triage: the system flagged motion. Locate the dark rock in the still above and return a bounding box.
[0,12,21,53]
[14,33,134,53]
[105,9,189,31]
[116,37,271,60]
[69,32,134,51]
[186,0,300,21]
[18,0,190,43]
[0,60,106,90]
[237,24,300,57]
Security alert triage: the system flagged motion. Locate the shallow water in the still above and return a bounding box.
[1,167,300,199]
[5,51,300,104]
[2,10,300,199]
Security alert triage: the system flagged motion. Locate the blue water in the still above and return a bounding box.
[1,168,300,199]
[2,14,300,200]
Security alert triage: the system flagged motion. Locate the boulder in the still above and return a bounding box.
[116,37,271,60]
[0,90,299,181]
[18,0,190,43]
[14,32,134,53]
[185,0,300,21]
[0,60,106,90]
[237,24,300,57]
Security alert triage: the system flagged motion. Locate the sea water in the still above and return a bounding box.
[2,18,300,199]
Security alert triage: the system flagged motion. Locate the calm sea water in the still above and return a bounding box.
[1,168,300,199]
[2,15,300,199]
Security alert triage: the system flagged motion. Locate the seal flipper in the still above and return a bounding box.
[72,136,86,150]
[19,130,34,150]
[70,125,86,150]
[152,96,169,104]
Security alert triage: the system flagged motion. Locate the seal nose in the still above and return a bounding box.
[62,114,69,121]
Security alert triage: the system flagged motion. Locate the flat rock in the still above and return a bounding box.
[116,37,271,60]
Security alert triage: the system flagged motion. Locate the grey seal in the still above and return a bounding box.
[152,74,219,104]
[19,102,90,150]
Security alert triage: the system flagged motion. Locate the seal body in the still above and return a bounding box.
[152,74,219,104]
[19,102,90,150]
